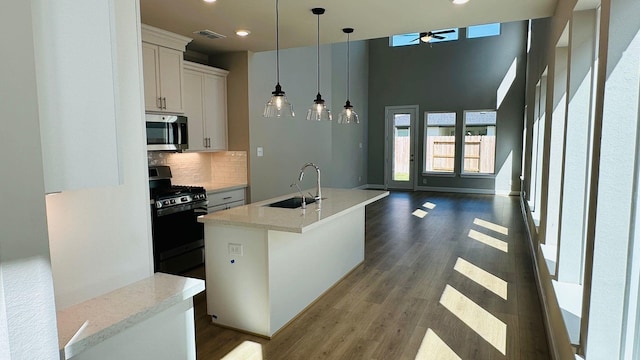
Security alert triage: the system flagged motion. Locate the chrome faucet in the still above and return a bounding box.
[290,182,307,209]
[298,163,321,201]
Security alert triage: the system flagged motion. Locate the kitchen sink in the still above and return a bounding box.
[267,196,316,209]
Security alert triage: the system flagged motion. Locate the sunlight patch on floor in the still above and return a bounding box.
[221,341,263,360]
[454,258,508,300]
[423,202,436,210]
[440,285,507,355]
[412,209,428,218]
[473,218,509,235]
[415,328,462,360]
[468,229,508,253]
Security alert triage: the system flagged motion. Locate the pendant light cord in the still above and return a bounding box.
[276,0,280,84]
[316,12,320,95]
[346,32,350,101]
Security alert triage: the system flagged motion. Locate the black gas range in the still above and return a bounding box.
[149,166,207,274]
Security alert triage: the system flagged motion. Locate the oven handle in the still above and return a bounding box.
[194,208,208,216]
[156,200,208,217]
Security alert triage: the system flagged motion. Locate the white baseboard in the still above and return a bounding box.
[520,195,576,360]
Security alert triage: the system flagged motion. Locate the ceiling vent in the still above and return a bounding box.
[193,29,226,40]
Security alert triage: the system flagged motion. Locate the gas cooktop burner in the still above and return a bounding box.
[148,166,208,212]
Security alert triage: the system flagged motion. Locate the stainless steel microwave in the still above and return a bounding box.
[146,114,188,152]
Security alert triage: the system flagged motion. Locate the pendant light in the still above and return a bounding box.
[264,0,294,118]
[306,8,332,121]
[337,28,359,124]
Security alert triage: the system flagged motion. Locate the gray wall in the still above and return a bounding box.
[247,41,368,202]
[367,21,528,193]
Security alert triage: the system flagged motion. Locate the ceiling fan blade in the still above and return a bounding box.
[432,29,455,35]
[432,35,445,40]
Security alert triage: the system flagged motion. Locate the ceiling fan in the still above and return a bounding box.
[404,29,456,43]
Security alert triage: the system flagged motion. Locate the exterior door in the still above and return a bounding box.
[385,106,418,190]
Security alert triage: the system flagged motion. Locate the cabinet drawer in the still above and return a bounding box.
[207,200,245,214]
[207,188,245,207]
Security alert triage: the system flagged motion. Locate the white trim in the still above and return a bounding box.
[141,24,192,51]
[384,105,419,190]
[521,194,577,360]
[183,61,229,76]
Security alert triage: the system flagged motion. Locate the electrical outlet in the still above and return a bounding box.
[228,243,243,256]
[257,147,264,157]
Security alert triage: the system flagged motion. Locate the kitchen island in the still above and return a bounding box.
[198,188,388,337]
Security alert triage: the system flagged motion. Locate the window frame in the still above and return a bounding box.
[461,109,498,177]
[423,111,458,175]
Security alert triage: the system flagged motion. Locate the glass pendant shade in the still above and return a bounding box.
[307,8,331,121]
[337,100,359,124]
[306,93,332,121]
[264,0,294,118]
[337,27,358,124]
[264,83,294,117]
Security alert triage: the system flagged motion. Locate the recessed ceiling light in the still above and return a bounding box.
[236,29,251,37]
[203,0,216,3]
[451,0,469,4]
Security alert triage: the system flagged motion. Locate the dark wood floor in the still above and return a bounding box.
[189,191,550,359]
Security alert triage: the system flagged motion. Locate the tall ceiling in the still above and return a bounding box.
[139,0,558,55]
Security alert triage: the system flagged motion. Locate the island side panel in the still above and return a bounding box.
[268,207,365,335]
[204,224,270,336]
[69,299,196,360]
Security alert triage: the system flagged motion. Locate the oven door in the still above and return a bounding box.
[151,202,206,274]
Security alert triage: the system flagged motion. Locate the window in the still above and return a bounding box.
[430,28,459,43]
[463,110,496,174]
[390,28,459,47]
[467,23,501,39]
[390,33,419,47]
[424,112,456,173]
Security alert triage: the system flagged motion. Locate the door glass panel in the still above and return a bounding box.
[393,114,411,182]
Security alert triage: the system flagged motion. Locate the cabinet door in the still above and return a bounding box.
[203,74,228,151]
[158,47,184,113]
[33,0,121,193]
[184,69,206,151]
[142,43,161,112]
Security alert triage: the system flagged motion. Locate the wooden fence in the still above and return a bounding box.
[424,135,495,173]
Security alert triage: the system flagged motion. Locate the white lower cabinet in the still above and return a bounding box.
[207,188,245,213]
[184,61,229,152]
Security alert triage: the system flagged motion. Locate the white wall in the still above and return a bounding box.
[45,0,154,309]
[0,1,59,358]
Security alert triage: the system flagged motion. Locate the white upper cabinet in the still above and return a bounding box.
[141,25,191,114]
[184,61,229,152]
[32,0,121,193]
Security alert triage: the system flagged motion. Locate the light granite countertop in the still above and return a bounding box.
[198,188,389,233]
[56,273,204,359]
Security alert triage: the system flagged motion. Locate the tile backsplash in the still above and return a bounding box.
[148,151,247,185]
